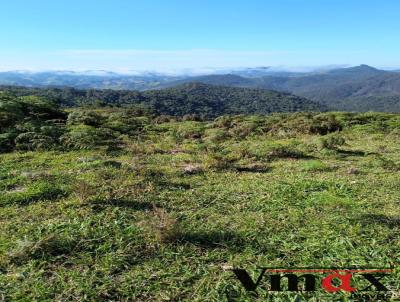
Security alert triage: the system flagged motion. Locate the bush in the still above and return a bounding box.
[319,133,346,150]
[229,121,259,138]
[67,110,104,126]
[0,94,67,152]
[153,115,174,124]
[212,115,235,128]
[204,151,237,170]
[15,132,57,151]
[0,132,16,152]
[105,112,149,135]
[204,129,229,143]
[266,143,307,160]
[40,124,65,138]
[182,114,201,121]
[170,122,205,141]
[60,125,117,150]
[310,114,343,135]
[0,93,25,128]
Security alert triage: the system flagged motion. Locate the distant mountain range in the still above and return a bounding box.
[0,67,313,90]
[1,65,400,112]
[0,70,183,90]
[161,65,400,112]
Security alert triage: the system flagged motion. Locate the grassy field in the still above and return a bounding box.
[0,112,400,301]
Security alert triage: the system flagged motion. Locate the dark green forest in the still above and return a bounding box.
[158,65,400,112]
[0,82,325,116]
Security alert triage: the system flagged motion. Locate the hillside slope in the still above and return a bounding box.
[161,65,400,112]
[0,83,326,117]
[2,66,400,112]
[141,82,325,116]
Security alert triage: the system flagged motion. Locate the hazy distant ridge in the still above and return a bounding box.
[1,65,400,112]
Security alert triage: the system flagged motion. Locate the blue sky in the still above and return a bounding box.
[1,0,399,72]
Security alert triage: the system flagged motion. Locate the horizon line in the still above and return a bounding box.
[0,64,399,75]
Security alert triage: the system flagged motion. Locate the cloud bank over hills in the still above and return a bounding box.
[2,47,399,74]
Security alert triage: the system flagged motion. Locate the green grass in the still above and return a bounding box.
[0,115,400,301]
[300,160,331,172]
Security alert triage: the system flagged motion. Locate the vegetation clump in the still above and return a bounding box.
[319,133,346,150]
[9,234,76,264]
[150,206,182,244]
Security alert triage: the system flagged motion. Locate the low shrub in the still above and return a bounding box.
[182,164,204,175]
[0,132,16,152]
[235,163,269,173]
[9,234,77,264]
[15,132,57,151]
[60,125,117,150]
[73,180,97,203]
[67,110,104,126]
[182,114,202,121]
[319,133,346,150]
[310,114,343,135]
[170,123,205,141]
[0,94,67,152]
[212,115,235,128]
[266,144,307,160]
[204,150,237,170]
[228,121,259,138]
[151,206,182,244]
[153,115,174,124]
[204,129,229,143]
[374,157,400,171]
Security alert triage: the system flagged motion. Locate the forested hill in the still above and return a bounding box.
[140,83,325,116]
[0,83,326,117]
[3,66,400,112]
[160,65,400,112]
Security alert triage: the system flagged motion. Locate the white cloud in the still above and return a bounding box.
[0,49,398,73]
[56,49,292,73]
[0,49,291,73]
